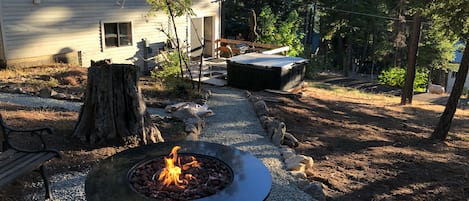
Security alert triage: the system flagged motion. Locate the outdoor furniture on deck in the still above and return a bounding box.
[215,38,288,58]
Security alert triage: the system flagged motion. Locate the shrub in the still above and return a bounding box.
[150,51,193,95]
[378,67,428,92]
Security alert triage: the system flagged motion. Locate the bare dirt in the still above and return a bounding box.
[253,74,469,201]
[1,66,468,201]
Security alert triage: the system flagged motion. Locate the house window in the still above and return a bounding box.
[104,22,132,47]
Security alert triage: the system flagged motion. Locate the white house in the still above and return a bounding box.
[0,0,220,72]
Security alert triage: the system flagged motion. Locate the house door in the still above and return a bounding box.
[203,17,213,57]
[190,16,214,58]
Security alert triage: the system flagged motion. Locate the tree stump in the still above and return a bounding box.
[73,61,164,145]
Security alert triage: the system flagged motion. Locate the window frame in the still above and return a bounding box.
[100,21,134,50]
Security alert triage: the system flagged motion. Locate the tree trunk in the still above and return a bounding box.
[337,37,346,75]
[73,61,164,145]
[432,44,469,140]
[400,12,421,105]
[345,32,352,76]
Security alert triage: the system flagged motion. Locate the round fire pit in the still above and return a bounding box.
[85,141,272,201]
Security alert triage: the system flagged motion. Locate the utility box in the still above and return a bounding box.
[227,53,308,91]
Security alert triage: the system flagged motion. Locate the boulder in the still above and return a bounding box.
[285,155,314,171]
[302,183,326,201]
[290,170,307,179]
[283,132,300,148]
[39,88,56,98]
[428,84,445,94]
[254,100,269,117]
[285,155,307,171]
[279,147,296,160]
[259,115,273,129]
[271,121,286,146]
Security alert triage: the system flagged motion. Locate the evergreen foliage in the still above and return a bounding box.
[257,6,304,56]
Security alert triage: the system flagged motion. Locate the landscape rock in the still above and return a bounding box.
[285,155,312,171]
[283,132,300,148]
[303,155,314,170]
[15,88,25,94]
[290,170,307,179]
[244,90,252,97]
[280,148,296,161]
[39,88,55,98]
[428,84,445,94]
[52,93,67,100]
[248,95,260,103]
[271,121,286,146]
[254,100,269,117]
[259,115,273,129]
[303,183,326,201]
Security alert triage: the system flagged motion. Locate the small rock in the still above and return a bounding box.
[279,147,296,160]
[254,100,269,117]
[259,115,273,129]
[290,170,307,179]
[286,155,307,171]
[244,90,252,97]
[52,93,67,99]
[303,183,326,201]
[248,96,260,103]
[271,121,286,146]
[283,132,300,148]
[15,87,25,94]
[282,151,296,161]
[39,88,53,98]
[305,168,315,176]
[303,156,314,170]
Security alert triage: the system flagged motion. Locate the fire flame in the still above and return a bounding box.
[158,146,200,189]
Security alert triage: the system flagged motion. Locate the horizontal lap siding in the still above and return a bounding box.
[0,23,4,61]
[0,0,171,68]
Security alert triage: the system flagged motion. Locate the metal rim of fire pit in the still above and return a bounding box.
[85,141,272,201]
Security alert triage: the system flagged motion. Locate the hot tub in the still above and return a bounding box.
[227,53,308,91]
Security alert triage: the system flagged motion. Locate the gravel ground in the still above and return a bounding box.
[200,86,312,201]
[1,87,311,200]
[0,92,82,111]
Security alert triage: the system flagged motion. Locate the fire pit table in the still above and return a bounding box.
[85,141,272,201]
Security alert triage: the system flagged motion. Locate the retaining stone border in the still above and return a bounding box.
[245,90,326,201]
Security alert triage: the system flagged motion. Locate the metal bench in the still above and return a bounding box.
[0,114,61,200]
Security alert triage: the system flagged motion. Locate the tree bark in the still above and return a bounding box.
[432,44,469,140]
[400,12,421,105]
[73,62,164,145]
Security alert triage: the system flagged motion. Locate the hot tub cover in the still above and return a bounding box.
[228,53,308,69]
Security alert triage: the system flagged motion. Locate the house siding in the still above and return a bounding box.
[0,22,4,63]
[0,0,5,64]
[0,0,176,70]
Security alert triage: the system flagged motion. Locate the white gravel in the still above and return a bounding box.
[1,87,311,200]
[199,86,312,201]
[0,92,82,111]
